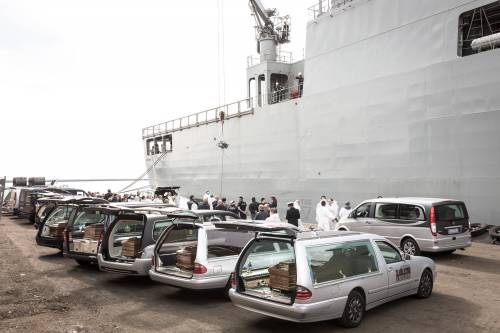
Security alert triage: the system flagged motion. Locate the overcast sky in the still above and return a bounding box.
[0,0,308,185]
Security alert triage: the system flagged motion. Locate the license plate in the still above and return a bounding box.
[448,228,460,235]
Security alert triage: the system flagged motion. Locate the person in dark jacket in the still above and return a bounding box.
[198,198,211,210]
[228,201,239,215]
[285,201,300,227]
[254,205,269,221]
[248,197,259,220]
[215,199,227,211]
[270,196,278,209]
[237,196,247,219]
[104,189,113,201]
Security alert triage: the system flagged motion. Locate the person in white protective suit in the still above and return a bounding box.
[338,201,353,221]
[315,196,327,223]
[265,208,282,224]
[316,200,335,231]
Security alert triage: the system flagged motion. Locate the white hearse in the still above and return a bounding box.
[229,231,436,328]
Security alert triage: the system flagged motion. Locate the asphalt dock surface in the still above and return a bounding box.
[0,215,499,333]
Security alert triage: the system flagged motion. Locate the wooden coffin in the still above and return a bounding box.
[121,238,141,257]
[48,222,68,238]
[83,224,104,241]
[269,261,296,291]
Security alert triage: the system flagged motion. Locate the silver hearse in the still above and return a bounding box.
[98,210,240,276]
[230,231,436,327]
[336,198,472,255]
[149,221,298,295]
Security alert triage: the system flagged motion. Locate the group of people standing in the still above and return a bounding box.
[186,191,354,230]
[315,196,352,231]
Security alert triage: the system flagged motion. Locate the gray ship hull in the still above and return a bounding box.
[144,0,500,224]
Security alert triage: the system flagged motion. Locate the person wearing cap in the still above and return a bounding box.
[237,196,247,219]
[285,201,300,227]
[338,201,353,221]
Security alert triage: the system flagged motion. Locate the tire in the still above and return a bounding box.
[401,238,420,256]
[223,279,232,299]
[416,269,433,298]
[338,290,365,328]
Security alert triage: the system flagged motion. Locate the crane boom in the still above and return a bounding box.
[249,0,290,44]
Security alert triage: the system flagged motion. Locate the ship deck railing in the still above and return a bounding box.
[308,0,357,21]
[142,98,254,139]
[247,50,294,68]
[268,84,303,105]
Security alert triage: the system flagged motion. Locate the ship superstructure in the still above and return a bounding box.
[142,0,500,224]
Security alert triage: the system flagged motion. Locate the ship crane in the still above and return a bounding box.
[249,0,290,59]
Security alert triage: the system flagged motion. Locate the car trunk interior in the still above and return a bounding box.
[238,238,296,304]
[69,210,108,255]
[107,217,145,261]
[155,224,199,278]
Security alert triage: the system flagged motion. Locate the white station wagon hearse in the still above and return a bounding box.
[229,231,436,328]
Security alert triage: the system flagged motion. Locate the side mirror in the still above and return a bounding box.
[403,253,411,261]
[349,212,356,219]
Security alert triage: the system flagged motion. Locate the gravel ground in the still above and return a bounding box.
[0,215,499,333]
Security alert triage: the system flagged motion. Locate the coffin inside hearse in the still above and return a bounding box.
[239,239,296,304]
[71,223,105,254]
[108,219,145,260]
[155,225,199,278]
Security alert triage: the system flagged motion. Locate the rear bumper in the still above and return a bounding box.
[97,253,151,276]
[149,269,228,290]
[65,252,98,263]
[36,235,63,249]
[419,233,472,252]
[229,289,345,323]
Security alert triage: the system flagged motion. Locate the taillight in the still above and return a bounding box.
[63,230,68,243]
[98,231,104,243]
[230,272,236,288]
[295,285,312,300]
[430,207,437,237]
[193,263,207,274]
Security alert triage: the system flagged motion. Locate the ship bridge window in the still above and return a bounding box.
[458,1,500,57]
[146,135,172,156]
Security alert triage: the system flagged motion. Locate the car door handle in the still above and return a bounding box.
[387,267,394,272]
[365,221,372,224]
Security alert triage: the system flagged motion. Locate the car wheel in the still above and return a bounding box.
[338,290,365,328]
[223,278,232,299]
[416,269,433,299]
[402,238,420,256]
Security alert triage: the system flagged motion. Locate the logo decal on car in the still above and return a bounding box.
[396,265,411,281]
